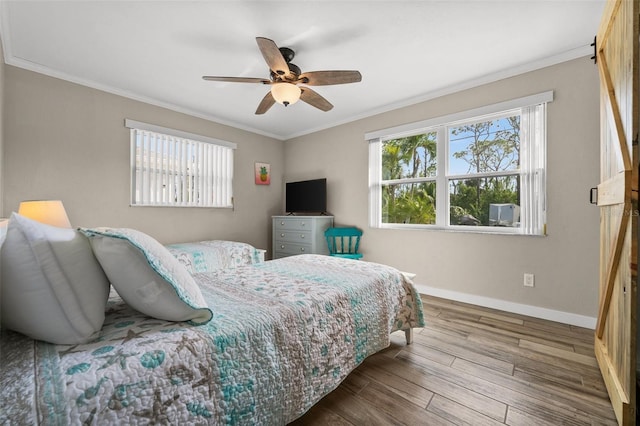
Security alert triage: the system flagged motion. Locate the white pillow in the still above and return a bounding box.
[0,219,8,245]
[80,227,212,325]
[0,213,110,344]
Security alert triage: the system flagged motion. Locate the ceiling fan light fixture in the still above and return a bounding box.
[271,82,301,106]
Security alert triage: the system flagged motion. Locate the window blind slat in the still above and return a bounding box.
[181,141,188,205]
[158,134,163,204]
[153,134,158,204]
[169,137,174,204]
[197,142,203,205]
[144,132,151,205]
[176,137,182,204]
[161,135,165,204]
[368,138,382,228]
[206,144,212,206]
[216,146,222,206]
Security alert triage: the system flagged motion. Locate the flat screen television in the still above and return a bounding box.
[285,178,327,214]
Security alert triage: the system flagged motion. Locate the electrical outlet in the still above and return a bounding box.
[524,273,535,287]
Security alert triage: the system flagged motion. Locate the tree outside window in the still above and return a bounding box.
[382,132,437,224]
[448,115,520,226]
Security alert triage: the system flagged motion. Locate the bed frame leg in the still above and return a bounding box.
[405,328,413,344]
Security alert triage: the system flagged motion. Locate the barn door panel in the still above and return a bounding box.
[594,0,638,425]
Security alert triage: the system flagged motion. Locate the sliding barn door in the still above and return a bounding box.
[594,0,639,424]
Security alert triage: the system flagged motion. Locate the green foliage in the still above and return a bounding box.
[449,176,519,225]
[382,134,437,180]
[382,116,520,226]
[382,181,436,224]
[382,133,437,224]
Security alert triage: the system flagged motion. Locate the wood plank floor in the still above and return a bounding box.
[290,295,618,425]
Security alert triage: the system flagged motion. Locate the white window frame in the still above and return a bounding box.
[126,119,236,208]
[367,91,552,236]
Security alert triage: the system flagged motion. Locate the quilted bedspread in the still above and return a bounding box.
[166,240,262,273]
[0,255,424,425]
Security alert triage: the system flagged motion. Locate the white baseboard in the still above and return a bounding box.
[415,284,597,330]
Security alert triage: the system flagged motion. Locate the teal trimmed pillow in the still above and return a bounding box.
[80,227,212,325]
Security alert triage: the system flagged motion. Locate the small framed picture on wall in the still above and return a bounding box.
[255,162,271,185]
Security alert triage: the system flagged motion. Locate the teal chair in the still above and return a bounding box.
[324,227,363,260]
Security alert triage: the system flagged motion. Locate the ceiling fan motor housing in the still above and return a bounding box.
[287,63,301,77]
[279,47,295,63]
[270,62,301,81]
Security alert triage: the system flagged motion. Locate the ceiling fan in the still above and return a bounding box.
[202,37,362,114]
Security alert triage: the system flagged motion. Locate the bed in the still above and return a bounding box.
[0,215,424,425]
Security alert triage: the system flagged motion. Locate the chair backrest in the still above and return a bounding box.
[324,227,362,256]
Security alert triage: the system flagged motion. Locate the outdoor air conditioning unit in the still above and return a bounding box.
[489,203,520,226]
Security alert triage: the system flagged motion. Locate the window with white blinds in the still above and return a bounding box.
[126,119,236,208]
[366,91,551,236]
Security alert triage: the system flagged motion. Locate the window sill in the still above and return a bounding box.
[378,223,546,237]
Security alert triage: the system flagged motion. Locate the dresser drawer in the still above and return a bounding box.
[274,230,311,244]
[274,242,312,256]
[274,218,314,231]
[272,215,333,259]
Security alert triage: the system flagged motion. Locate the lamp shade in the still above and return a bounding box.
[18,200,72,228]
[270,83,301,106]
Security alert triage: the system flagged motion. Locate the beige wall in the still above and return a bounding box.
[3,66,284,252]
[2,57,601,319]
[285,57,600,318]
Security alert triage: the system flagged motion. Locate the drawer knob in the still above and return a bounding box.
[300,247,305,252]
[301,222,306,227]
[281,233,285,237]
[300,234,305,238]
[281,221,285,225]
[280,245,285,249]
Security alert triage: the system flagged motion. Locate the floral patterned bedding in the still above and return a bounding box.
[0,254,424,425]
[166,240,262,273]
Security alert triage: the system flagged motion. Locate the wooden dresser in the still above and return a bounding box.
[272,215,334,259]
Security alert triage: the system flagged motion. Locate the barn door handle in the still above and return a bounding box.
[590,187,598,205]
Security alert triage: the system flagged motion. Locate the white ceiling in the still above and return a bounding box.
[0,1,604,140]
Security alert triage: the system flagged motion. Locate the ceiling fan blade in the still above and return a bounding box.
[300,87,333,112]
[256,37,291,79]
[298,70,362,86]
[203,76,270,84]
[255,91,276,115]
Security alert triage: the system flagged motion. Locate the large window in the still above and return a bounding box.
[368,92,551,235]
[126,120,236,208]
